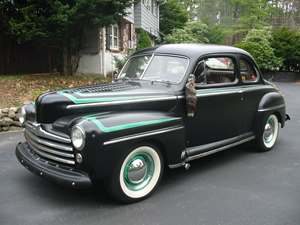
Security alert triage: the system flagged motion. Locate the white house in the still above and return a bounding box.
[77,0,160,77]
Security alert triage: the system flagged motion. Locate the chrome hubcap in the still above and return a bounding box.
[124,153,154,191]
[128,158,147,183]
[263,117,275,144]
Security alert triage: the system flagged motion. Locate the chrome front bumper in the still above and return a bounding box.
[16,142,91,189]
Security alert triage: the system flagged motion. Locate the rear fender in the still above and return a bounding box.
[257,92,286,128]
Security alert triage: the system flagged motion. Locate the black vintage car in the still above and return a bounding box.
[16,44,289,203]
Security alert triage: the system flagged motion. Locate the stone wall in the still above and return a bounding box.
[0,107,22,132]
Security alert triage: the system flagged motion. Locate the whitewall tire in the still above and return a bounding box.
[256,113,280,151]
[106,145,164,203]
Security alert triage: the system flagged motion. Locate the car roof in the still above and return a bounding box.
[134,44,253,60]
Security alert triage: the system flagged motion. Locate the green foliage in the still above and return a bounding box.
[2,0,133,43]
[232,0,271,29]
[178,0,300,45]
[164,21,209,44]
[164,21,225,44]
[160,0,188,37]
[136,29,153,50]
[164,28,198,43]
[206,25,226,44]
[180,0,273,29]
[0,0,133,74]
[244,28,272,43]
[271,28,300,72]
[113,49,135,72]
[114,56,127,72]
[235,28,282,71]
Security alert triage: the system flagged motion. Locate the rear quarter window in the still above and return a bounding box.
[240,59,258,83]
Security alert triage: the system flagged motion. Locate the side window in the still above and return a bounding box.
[194,57,236,85]
[240,59,258,83]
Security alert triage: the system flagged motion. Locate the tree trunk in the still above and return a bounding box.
[47,47,52,73]
[62,32,81,75]
[62,43,73,75]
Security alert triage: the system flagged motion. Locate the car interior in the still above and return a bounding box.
[194,57,236,85]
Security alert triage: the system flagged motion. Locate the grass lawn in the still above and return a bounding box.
[0,74,110,108]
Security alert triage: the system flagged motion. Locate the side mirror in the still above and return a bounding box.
[185,74,197,117]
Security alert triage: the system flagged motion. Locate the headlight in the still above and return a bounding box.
[18,106,26,125]
[71,126,85,150]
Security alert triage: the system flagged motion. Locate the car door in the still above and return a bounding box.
[185,55,243,148]
[237,55,265,134]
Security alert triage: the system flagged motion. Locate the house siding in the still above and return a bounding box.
[134,1,159,37]
[77,1,159,76]
[77,26,127,76]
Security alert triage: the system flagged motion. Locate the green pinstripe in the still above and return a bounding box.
[58,91,147,104]
[196,85,273,96]
[84,116,179,133]
[59,85,272,104]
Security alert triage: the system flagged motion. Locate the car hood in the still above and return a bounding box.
[35,81,179,124]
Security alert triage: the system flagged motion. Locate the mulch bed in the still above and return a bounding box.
[0,74,110,108]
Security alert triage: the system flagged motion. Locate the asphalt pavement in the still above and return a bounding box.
[0,82,300,225]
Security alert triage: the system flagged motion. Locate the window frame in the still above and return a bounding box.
[141,54,190,84]
[193,54,239,89]
[143,0,151,10]
[238,55,261,84]
[118,53,190,84]
[151,0,158,16]
[107,24,119,51]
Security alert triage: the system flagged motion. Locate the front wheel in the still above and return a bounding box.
[106,145,164,203]
[255,114,280,152]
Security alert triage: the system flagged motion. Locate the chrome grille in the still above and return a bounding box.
[24,122,75,165]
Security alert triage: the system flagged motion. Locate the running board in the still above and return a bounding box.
[168,133,255,169]
[186,135,255,162]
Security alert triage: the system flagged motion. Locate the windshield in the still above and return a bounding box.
[119,55,189,84]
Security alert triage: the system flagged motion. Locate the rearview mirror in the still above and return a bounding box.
[185,74,197,117]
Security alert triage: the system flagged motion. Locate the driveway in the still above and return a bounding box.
[0,82,299,225]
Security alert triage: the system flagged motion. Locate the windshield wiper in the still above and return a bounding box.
[118,76,131,81]
[118,77,140,82]
[149,79,175,85]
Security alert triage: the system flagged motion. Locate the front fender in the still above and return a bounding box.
[78,111,185,179]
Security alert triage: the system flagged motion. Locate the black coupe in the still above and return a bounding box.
[16,44,289,203]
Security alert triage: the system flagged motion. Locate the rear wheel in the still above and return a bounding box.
[106,145,164,203]
[255,114,279,152]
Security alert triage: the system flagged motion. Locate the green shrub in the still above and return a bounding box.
[113,49,135,72]
[271,27,300,72]
[164,28,199,44]
[235,28,282,71]
[244,28,272,43]
[136,29,152,50]
[164,21,225,44]
[164,21,209,44]
[160,0,188,37]
[206,25,226,44]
